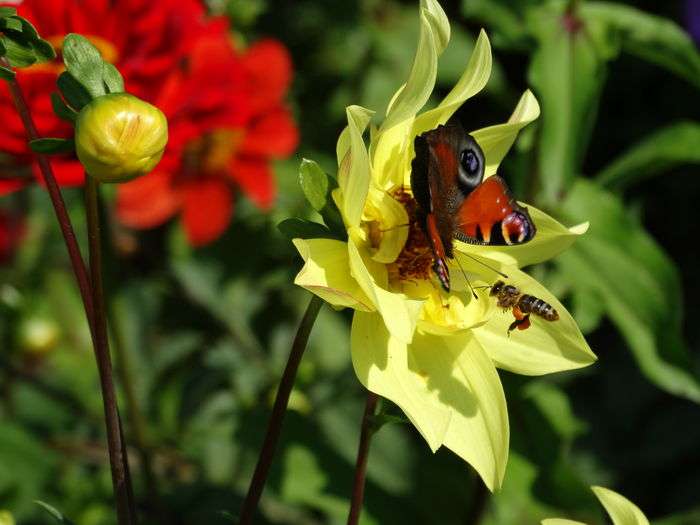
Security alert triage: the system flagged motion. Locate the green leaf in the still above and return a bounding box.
[596,121,700,189]
[0,7,17,18]
[31,38,56,62]
[527,3,611,205]
[0,64,14,80]
[57,71,92,110]
[557,180,700,403]
[34,501,77,525]
[50,92,78,123]
[584,2,700,90]
[61,33,105,98]
[102,62,124,93]
[29,138,75,155]
[1,36,36,67]
[278,218,337,241]
[298,158,329,211]
[1,16,22,32]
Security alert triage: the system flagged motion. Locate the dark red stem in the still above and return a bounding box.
[239,295,323,524]
[4,64,137,525]
[347,390,379,525]
[85,177,138,524]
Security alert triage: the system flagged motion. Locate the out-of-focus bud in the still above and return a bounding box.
[18,316,60,356]
[0,510,15,525]
[75,93,168,183]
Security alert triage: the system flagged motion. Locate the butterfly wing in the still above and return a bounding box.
[455,176,536,245]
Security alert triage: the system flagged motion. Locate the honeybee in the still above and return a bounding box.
[490,280,559,333]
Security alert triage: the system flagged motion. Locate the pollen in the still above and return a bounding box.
[388,188,433,284]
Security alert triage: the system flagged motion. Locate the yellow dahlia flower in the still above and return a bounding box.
[543,486,649,525]
[292,0,595,490]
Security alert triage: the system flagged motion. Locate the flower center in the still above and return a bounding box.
[180,129,245,180]
[387,188,434,284]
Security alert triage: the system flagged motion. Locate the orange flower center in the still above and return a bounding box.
[181,129,245,179]
[387,189,433,283]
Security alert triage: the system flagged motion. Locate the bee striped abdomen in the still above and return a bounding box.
[518,294,559,321]
[489,280,560,332]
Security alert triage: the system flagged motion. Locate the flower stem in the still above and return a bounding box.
[2,63,95,333]
[346,390,379,525]
[3,66,137,525]
[239,295,324,524]
[85,176,138,525]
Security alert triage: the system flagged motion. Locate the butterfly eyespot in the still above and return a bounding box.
[460,149,480,176]
[457,139,485,194]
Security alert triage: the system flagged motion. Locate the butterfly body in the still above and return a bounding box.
[410,118,535,291]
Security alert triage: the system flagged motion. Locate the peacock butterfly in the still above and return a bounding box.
[410,117,535,292]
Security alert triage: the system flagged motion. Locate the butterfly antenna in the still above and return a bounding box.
[453,255,479,300]
[456,251,509,279]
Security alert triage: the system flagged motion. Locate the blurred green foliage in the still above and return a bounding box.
[1,0,700,524]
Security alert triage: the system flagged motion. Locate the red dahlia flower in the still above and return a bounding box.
[115,28,298,246]
[0,0,208,194]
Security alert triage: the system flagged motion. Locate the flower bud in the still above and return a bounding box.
[0,511,15,525]
[75,93,168,183]
[18,316,60,356]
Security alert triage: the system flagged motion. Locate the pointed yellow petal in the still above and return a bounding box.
[592,486,650,525]
[337,105,374,228]
[471,90,540,178]
[412,29,493,138]
[380,1,447,133]
[351,311,451,451]
[293,238,373,311]
[348,239,422,344]
[473,266,597,375]
[410,331,509,490]
[455,205,588,269]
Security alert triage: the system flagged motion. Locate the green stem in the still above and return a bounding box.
[346,390,379,525]
[239,295,324,524]
[85,177,138,525]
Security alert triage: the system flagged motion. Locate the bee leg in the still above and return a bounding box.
[508,306,531,333]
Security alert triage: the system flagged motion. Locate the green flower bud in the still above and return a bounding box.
[18,316,60,356]
[75,93,168,183]
[0,511,15,525]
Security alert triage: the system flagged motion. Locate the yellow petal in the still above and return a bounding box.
[364,187,409,264]
[592,486,650,525]
[380,0,448,133]
[337,105,374,228]
[411,29,493,139]
[471,90,540,178]
[348,239,422,344]
[410,331,509,490]
[454,205,589,269]
[293,238,373,311]
[473,266,597,375]
[351,311,451,451]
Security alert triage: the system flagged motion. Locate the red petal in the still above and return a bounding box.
[229,158,275,209]
[32,158,85,187]
[241,106,298,158]
[116,171,181,229]
[181,178,233,246]
[0,179,26,196]
[241,39,293,113]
